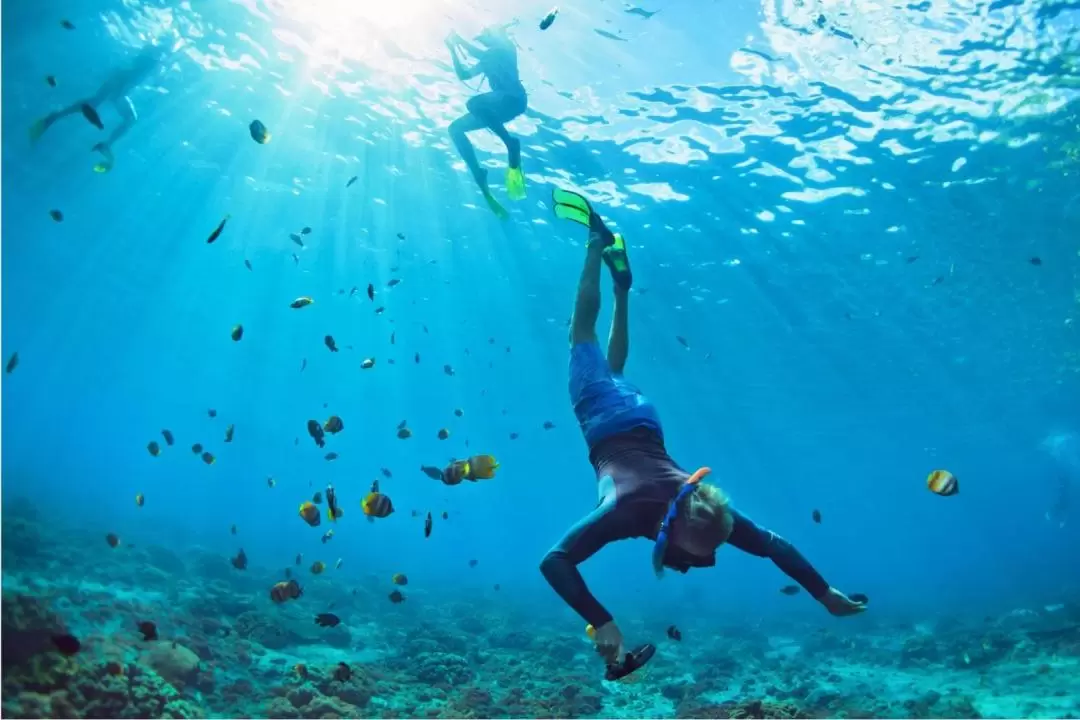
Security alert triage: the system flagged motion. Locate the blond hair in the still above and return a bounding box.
[679,482,735,551]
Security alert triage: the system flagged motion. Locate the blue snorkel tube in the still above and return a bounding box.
[652,467,711,576]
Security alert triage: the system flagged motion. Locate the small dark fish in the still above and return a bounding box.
[676,336,689,348]
[137,621,158,641]
[370,479,380,494]
[80,103,103,129]
[437,428,450,440]
[231,324,243,341]
[780,585,801,596]
[60,19,75,29]
[46,75,57,87]
[206,215,230,244]
[208,409,217,418]
[312,491,323,505]
[49,209,64,222]
[324,416,344,434]
[201,451,215,465]
[367,284,375,301]
[147,441,161,457]
[422,325,429,334]
[387,278,401,288]
[375,306,385,315]
[442,511,449,520]
[292,253,300,265]
[815,13,827,27]
[290,233,304,247]
[540,7,558,29]
[295,553,303,565]
[415,352,420,364]
[667,625,682,641]
[812,509,822,524]
[424,511,433,538]
[443,364,455,376]
[346,175,358,188]
[230,524,237,535]
[308,419,326,448]
[224,424,235,443]
[454,408,463,417]
[301,358,307,372]
[421,465,441,480]
[325,452,339,461]
[324,335,338,352]
[388,589,406,604]
[245,259,252,271]
[231,548,248,570]
[381,467,393,478]
[906,256,919,264]
[315,613,341,628]
[509,432,519,440]
[106,533,120,548]
[52,634,81,655]
[543,421,555,430]
[396,232,405,240]
[161,429,174,446]
[931,276,945,286]
[300,227,312,235]
[192,443,203,454]
[493,584,501,591]
[249,119,271,144]
[361,358,375,369]
[390,331,396,345]
[468,558,478,568]
[1030,256,1042,266]
[333,662,352,682]
[5,352,18,374]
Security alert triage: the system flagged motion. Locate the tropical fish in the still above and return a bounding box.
[5,352,17,374]
[388,589,406,604]
[231,548,248,570]
[361,358,375,369]
[325,452,338,461]
[321,529,334,544]
[224,424,235,443]
[206,215,230,244]
[136,621,158,641]
[270,579,302,603]
[312,491,323,504]
[147,441,161,457]
[346,176,358,188]
[443,365,455,376]
[420,465,442,480]
[161,429,174,446]
[201,451,216,465]
[310,560,326,574]
[192,443,204,454]
[779,585,801,596]
[391,573,408,586]
[307,419,326,448]
[361,492,394,518]
[135,493,145,507]
[666,625,682,641]
[437,428,450,440]
[324,416,343,434]
[290,296,314,309]
[249,119,271,144]
[927,469,958,496]
[299,501,321,527]
[812,509,822,524]
[315,613,340,627]
[424,511,432,538]
[540,7,559,29]
[326,484,342,521]
[324,335,338,352]
[106,533,120,548]
[290,233,304,247]
[367,284,375,301]
[49,209,63,222]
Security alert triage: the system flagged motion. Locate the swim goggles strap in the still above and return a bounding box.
[651,467,711,577]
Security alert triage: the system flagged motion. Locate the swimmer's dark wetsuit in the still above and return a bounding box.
[539,340,831,628]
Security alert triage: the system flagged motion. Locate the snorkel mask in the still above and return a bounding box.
[651,467,712,576]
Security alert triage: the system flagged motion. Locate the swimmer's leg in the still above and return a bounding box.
[30,83,115,143]
[570,214,616,346]
[91,97,136,173]
[467,93,526,199]
[607,285,629,374]
[449,111,506,218]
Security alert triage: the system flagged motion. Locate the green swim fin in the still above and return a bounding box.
[506,166,527,201]
[604,233,632,290]
[552,187,592,226]
[483,189,509,220]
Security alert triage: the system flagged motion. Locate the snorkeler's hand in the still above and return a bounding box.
[592,621,624,665]
[820,587,867,617]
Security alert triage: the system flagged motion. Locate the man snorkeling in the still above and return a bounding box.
[540,188,868,670]
[445,25,527,219]
[29,43,168,173]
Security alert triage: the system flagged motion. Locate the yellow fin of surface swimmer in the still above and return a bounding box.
[483,191,508,220]
[29,119,48,143]
[505,166,526,201]
[469,454,499,479]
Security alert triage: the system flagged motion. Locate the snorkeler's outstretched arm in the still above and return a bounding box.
[446,43,482,81]
[726,509,831,599]
[540,500,649,627]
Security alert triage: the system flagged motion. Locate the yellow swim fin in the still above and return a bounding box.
[506,166,526,201]
[92,143,114,174]
[483,190,508,220]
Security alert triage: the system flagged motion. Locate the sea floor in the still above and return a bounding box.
[2,510,1078,719]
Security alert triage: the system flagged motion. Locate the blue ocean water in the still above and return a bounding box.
[2,0,1079,717]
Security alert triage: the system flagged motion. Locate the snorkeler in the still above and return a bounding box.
[29,43,168,173]
[540,188,868,668]
[445,26,528,219]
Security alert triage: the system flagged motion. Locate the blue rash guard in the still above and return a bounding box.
[539,341,830,628]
